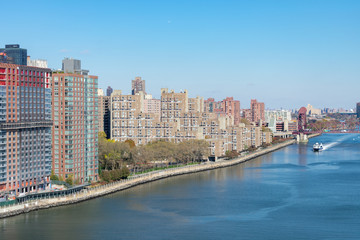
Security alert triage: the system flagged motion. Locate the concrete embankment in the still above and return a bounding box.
[0,135,319,219]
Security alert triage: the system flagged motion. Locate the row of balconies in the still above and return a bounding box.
[111,125,173,129]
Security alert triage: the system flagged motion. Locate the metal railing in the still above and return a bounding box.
[0,121,53,130]
[0,140,295,212]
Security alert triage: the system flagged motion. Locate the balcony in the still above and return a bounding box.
[0,120,53,130]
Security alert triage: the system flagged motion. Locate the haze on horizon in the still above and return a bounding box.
[1,0,359,109]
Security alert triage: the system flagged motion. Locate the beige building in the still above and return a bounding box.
[109,88,272,157]
[110,90,177,145]
[161,88,188,123]
[143,94,161,119]
[189,96,204,113]
[131,76,146,95]
[306,104,322,115]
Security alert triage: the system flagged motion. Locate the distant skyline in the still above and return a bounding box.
[2,0,359,109]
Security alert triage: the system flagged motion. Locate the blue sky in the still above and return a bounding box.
[2,0,359,109]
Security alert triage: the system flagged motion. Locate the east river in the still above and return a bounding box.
[1,134,359,240]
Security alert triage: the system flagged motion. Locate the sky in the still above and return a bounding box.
[1,0,360,109]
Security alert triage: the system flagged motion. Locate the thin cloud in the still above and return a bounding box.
[80,49,90,54]
[60,49,69,53]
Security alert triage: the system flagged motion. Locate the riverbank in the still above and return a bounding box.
[0,134,320,219]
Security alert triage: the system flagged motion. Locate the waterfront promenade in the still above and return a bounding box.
[0,135,319,219]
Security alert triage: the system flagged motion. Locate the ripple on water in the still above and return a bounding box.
[246,163,308,171]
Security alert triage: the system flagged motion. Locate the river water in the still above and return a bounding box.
[1,134,360,240]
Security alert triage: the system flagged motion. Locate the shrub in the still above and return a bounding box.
[101,171,112,182]
[120,167,130,179]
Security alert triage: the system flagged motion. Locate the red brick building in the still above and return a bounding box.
[52,70,98,183]
[204,97,240,124]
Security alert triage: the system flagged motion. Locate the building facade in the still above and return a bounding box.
[0,45,27,66]
[265,110,293,133]
[306,104,321,115]
[161,88,189,123]
[144,94,161,118]
[27,56,48,68]
[62,58,81,74]
[250,99,265,123]
[131,77,146,95]
[110,88,271,158]
[0,63,52,194]
[52,69,98,183]
[99,95,110,138]
[106,86,113,96]
[204,97,240,124]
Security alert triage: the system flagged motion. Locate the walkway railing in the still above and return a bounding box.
[0,140,296,216]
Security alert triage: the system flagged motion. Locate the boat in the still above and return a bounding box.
[313,142,323,152]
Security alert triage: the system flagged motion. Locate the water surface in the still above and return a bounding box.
[1,134,359,239]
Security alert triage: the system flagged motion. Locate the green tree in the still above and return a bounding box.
[50,170,59,181]
[65,175,73,186]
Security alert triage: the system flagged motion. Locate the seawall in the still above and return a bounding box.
[0,134,319,219]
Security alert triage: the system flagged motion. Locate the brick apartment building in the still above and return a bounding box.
[52,59,98,183]
[110,88,271,158]
[204,97,240,124]
[0,63,52,194]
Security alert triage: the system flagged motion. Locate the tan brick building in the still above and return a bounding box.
[109,88,272,158]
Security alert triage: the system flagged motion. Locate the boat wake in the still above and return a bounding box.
[322,135,352,151]
[322,142,339,151]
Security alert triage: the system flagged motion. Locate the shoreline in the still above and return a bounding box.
[0,133,320,219]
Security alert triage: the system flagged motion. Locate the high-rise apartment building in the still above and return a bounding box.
[204,98,223,114]
[222,97,240,125]
[161,88,188,123]
[131,77,146,95]
[99,95,110,138]
[109,88,272,158]
[357,102,360,118]
[0,44,27,66]
[250,99,265,123]
[204,97,240,124]
[52,60,98,183]
[0,63,52,194]
[106,86,113,96]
